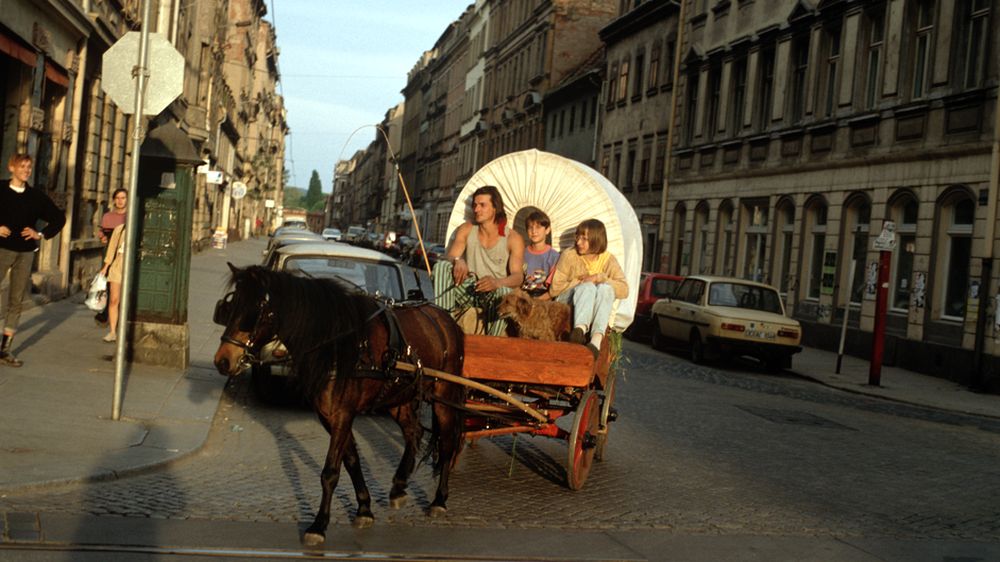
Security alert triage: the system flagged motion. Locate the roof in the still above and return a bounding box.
[682,275,781,290]
[276,242,401,264]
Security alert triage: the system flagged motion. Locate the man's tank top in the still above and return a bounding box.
[465,224,509,279]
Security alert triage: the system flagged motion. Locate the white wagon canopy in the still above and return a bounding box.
[446,149,642,330]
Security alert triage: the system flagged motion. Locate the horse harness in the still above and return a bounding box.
[219,291,438,407]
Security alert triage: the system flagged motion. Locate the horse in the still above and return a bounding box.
[213,264,466,545]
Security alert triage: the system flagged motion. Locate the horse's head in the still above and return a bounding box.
[213,263,277,376]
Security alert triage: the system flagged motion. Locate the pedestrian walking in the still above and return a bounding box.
[0,153,67,367]
[94,188,127,325]
[100,223,126,343]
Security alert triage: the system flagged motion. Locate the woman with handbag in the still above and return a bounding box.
[94,188,127,325]
[100,222,125,343]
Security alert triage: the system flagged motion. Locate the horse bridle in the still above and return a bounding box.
[216,291,276,370]
[215,288,391,371]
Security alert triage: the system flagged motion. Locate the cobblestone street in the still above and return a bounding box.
[4,341,1000,542]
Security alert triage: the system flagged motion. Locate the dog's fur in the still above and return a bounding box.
[498,289,571,341]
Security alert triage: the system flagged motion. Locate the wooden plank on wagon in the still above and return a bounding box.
[463,334,595,387]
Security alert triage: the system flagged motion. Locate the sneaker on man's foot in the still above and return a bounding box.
[0,353,23,368]
[570,327,586,344]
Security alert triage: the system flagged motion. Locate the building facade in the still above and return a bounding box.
[663,0,998,382]
[0,0,286,299]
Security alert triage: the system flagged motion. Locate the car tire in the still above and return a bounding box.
[690,331,706,364]
[650,315,665,351]
[250,365,292,405]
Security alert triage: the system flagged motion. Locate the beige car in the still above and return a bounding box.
[650,275,802,370]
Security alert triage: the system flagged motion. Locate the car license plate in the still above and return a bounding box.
[745,329,775,340]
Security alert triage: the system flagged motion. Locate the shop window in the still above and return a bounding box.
[742,201,769,282]
[716,200,735,276]
[692,202,710,274]
[774,200,795,293]
[889,194,919,311]
[805,200,828,300]
[844,197,871,305]
[938,194,974,319]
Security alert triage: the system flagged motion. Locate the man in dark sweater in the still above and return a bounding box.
[0,153,66,367]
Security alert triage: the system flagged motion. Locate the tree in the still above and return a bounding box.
[304,170,324,211]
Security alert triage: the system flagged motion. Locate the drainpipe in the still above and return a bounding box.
[656,0,688,273]
[972,62,1000,390]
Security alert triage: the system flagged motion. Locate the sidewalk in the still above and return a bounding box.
[1,237,997,495]
[791,346,1000,420]
[0,237,267,493]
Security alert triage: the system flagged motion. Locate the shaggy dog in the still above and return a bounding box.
[497,289,571,341]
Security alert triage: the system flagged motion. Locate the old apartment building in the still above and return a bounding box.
[663,0,998,380]
[0,0,286,299]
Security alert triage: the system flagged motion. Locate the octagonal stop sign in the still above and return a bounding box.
[102,32,183,115]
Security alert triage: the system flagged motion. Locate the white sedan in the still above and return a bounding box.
[650,275,802,371]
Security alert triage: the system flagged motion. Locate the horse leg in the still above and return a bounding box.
[387,403,423,509]
[428,392,462,517]
[341,435,375,527]
[303,413,354,546]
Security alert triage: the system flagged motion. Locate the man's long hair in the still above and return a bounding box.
[472,185,506,225]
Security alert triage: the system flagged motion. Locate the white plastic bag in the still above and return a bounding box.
[85,273,108,311]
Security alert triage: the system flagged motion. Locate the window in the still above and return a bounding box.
[663,40,676,87]
[607,63,618,109]
[959,0,990,88]
[625,145,636,191]
[705,65,721,139]
[756,47,775,130]
[774,201,795,293]
[639,140,651,187]
[590,95,598,125]
[569,105,576,133]
[864,5,886,109]
[654,136,666,184]
[820,25,841,117]
[890,195,919,311]
[790,36,810,123]
[648,43,661,90]
[716,200,735,276]
[805,200,828,300]
[685,70,700,144]
[844,198,871,305]
[939,195,974,319]
[633,52,645,98]
[672,204,687,274]
[692,202,710,274]
[911,0,934,99]
[730,57,747,134]
[618,59,630,102]
[742,202,769,282]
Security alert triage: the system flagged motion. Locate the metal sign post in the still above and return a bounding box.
[100,0,183,420]
[869,221,897,386]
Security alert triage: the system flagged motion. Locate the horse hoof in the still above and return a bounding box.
[389,496,408,509]
[302,532,325,546]
[353,515,375,529]
[429,505,447,518]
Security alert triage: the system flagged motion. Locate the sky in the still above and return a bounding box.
[265,1,472,191]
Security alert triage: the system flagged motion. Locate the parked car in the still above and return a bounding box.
[345,225,366,243]
[408,243,446,268]
[650,275,802,371]
[321,227,342,241]
[262,229,324,263]
[253,242,429,402]
[625,272,684,340]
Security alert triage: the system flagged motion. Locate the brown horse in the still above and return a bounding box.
[213,264,465,545]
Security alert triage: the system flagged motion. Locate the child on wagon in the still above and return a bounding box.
[521,210,560,299]
[549,218,628,357]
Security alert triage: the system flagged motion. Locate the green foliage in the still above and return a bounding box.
[304,170,325,212]
[282,186,307,210]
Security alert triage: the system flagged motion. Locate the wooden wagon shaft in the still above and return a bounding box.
[393,361,550,424]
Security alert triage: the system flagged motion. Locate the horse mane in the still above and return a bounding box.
[234,265,371,398]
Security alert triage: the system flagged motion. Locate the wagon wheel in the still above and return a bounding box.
[595,369,616,462]
[567,390,599,490]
